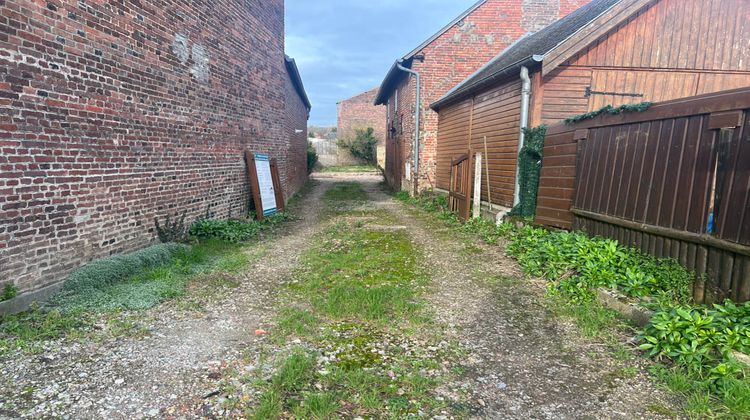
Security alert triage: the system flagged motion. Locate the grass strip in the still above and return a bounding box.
[319,165,379,173]
[247,182,460,418]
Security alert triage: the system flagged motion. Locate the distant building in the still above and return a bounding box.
[337,88,387,166]
[374,0,592,192]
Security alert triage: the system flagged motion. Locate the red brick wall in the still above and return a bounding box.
[0,0,298,297]
[284,71,310,196]
[337,88,386,146]
[384,0,593,192]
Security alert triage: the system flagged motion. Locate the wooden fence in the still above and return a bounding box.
[536,88,750,303]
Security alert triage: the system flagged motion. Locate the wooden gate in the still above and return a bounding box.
[448,153,473,221]
[385,133,402,190]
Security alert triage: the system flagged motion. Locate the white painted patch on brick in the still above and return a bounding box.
[190,43,210,83]
[522,0,561,32]
[74,214,91,224]
[172,33,189,65]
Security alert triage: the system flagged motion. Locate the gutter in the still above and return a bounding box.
[513,66,532,208]
[395,59,421,195]
[431,54,544,111]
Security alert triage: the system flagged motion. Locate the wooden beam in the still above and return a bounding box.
[270,158,285,212]
[529,71,544,127]
[473,152,482,219]
[546,87,750,136]
[708,111,743,129]
[571,208,750,257]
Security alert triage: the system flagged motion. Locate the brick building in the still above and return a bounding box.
[0,1,309,305]
[336,88,386,165]
[374,0,592,192]
[284,55,312,195]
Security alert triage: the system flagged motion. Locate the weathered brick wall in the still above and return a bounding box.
[0,0,299,299]
[284,70,309,196]
[385,0,592,192]
[337,88,386,146]
[385,76,417,191]
[336,87,386,167]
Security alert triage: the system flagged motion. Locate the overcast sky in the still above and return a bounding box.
[285,0,479,127]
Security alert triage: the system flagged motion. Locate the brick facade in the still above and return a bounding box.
[284,59,311,196]
[336,88,386,166]
[336,88,386,146]
[0,0,306,299]
[380,0,591,192]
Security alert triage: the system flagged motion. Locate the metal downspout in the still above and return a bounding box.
[514,66,532,208]
[396,59,421,195]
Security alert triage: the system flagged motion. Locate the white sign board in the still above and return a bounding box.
[254,153,278,217]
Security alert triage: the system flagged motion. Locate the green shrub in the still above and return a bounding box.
[190,214,289,243]
[62,243,188,293]
[307,141,318,174]
[1,284,18,302]
[338,127,378,163]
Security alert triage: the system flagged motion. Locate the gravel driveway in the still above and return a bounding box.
[0,174,680,419]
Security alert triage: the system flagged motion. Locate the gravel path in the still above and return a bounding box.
[0,179,333,419]
[359,176,680,419]
[1,174,680,419]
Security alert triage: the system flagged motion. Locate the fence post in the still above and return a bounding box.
[473,152,482,219]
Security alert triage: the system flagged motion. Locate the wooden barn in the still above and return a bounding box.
[429,0,750,218]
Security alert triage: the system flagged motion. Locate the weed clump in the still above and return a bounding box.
[1,284,18,302]
[190,213,289,243]
[506,226,694,307]
[641,302,750,380]
[154,211,189,243]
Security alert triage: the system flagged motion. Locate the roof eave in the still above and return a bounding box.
[401,0,487,60]
[374,60,409,105]
[431,55,543,111]
[374,0,488,105]
[284,55,312,111]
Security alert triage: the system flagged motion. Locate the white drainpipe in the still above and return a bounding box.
[513,66,532,208]
[396,59,421,195]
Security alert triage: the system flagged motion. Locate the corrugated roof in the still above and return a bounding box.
[285,55,312,111]
[374,0,488,105]
[431,0,623,110]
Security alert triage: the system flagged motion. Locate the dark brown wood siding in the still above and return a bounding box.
[537,87,750,303]
[435,80,522,207]
[536,130,578,229]
[435,99,473,191]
